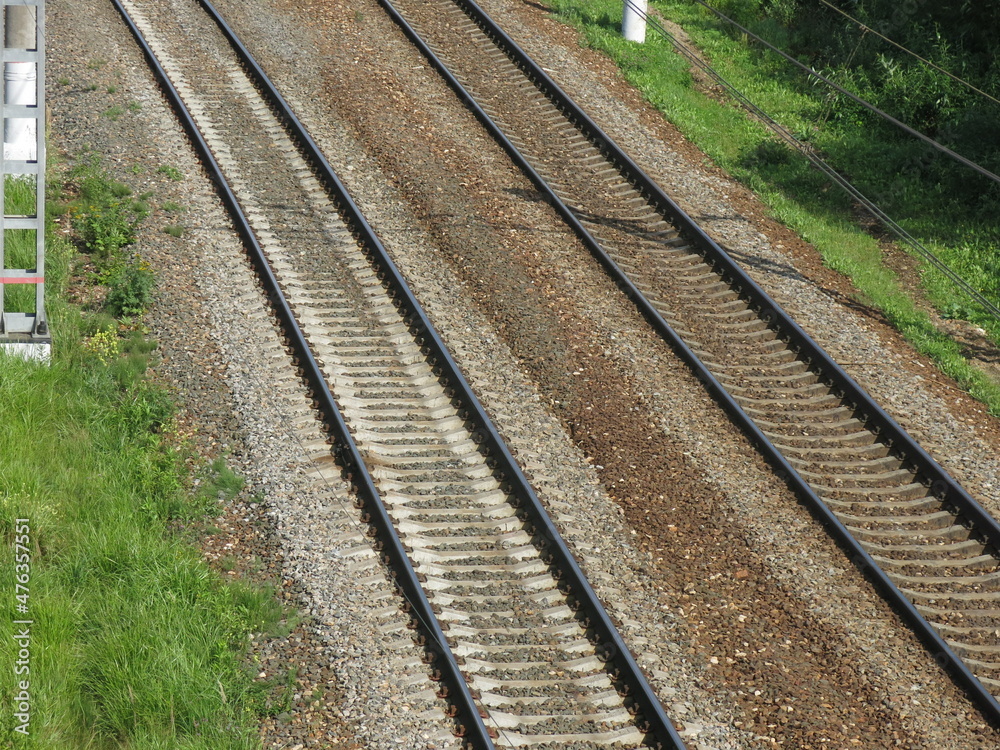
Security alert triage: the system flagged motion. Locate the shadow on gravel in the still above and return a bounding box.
[517,0,556,13]
[726,246,808,284]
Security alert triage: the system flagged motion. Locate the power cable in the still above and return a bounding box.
[683,0,1000,188]
[622,0,1000,323]
[815,0,1000,109]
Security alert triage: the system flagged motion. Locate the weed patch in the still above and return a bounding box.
[64,157,159,322]
[157,164,184,181]
[102,254,156,318]
[70,160,140,261]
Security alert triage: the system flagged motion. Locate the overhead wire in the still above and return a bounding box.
[622,0,1000,323]
[683,0,1000,188]
[815,0,1000,109]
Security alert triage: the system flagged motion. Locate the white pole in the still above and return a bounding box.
[4,5,37,162]
[622,0,647,43]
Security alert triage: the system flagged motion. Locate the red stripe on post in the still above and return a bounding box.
[0,276,43,284]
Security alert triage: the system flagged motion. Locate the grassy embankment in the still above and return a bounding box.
[1,160,289,748]
[546,0,1000,413]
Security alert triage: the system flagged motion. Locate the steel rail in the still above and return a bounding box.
[195,2,688,746]
[379,0,1000,725]
[107,0,494,745]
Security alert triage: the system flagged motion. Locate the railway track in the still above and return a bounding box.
[111,0,687,747]
[108,0,1000,734]
[372,0,1000,724]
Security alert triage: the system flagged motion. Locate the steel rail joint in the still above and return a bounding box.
[111,1,494,745]
[402,0,1000,724]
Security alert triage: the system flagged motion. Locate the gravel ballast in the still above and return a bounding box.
[46,0,1000,747]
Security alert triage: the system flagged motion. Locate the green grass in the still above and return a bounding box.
[3,228,38,314]
[5,176,36,216]
[0,161,280,747]
[0,360,271,748]
[156,165,184,182]
[546,0,1000,413]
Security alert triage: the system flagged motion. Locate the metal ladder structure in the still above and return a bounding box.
[0,0,48,361]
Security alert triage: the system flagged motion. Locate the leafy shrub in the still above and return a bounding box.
[70,162,143,262]
[76,202,136,258]
[104,255,156,318]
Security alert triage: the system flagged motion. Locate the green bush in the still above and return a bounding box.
[69,159,142,261]
[74,201,136,258]
[104,255,156,318]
